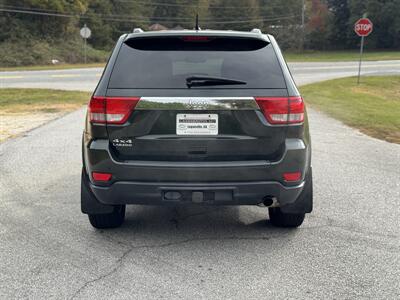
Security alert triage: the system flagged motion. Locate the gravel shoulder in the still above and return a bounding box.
[1,112,64,141]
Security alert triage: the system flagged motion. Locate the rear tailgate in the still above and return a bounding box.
[104,91,288,162]
[95,34,292,163]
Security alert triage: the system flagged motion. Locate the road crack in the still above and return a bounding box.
[69,235,271,299]
[69,245,134,300]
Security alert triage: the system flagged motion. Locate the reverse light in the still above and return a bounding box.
[283,172,302,182]
[92,172,112,182]
[88,96,140,124]
[255,96,304,124]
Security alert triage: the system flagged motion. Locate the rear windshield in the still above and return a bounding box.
[108,36,286,89]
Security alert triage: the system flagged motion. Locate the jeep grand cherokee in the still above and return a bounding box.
[81,29,313,229]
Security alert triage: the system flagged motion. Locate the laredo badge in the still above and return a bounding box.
[112,138,133,147]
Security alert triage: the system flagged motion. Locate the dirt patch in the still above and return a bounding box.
[0,112,64,142]
[0,88,90,142]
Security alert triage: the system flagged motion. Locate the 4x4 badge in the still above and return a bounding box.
[112,138,133,147]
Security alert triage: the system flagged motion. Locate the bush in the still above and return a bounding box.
[0,38,109,67]
[267,26,304,51]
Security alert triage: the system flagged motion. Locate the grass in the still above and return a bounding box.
[0,88,91,113]
[0,63,105,72]
[300,76,400,143]
[285,50,400,62]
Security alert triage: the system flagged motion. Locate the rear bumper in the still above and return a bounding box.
[83,136,310,207]
[89,180,305,206]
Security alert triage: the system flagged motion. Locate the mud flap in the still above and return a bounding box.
[280,168,313,214]
[81,168,115,215]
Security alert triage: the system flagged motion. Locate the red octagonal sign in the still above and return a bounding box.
[354,18,373,37]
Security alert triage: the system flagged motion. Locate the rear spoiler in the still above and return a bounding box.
[124,34,270,51]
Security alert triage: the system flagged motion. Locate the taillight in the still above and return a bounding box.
[255,96,304,125]
[92,172,112,182]
[88,96,140,124]
[283,172,302,182]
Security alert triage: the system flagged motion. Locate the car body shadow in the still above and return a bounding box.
[94,205,300,248]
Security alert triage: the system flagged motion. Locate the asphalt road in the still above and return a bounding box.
[1,60,400,91]
[1,62,400,299]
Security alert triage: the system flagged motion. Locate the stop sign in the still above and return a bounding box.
[354,18,373,37]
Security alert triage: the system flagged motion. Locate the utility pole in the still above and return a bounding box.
[84,37,87,64]
[301,0,305,51]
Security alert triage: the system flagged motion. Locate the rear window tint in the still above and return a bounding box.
[109,37,286,89]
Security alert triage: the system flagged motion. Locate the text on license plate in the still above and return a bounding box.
[176,114,218,135]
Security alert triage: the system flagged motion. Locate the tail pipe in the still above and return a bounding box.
[258,196,279,207]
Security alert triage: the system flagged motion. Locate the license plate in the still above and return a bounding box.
[176,114,218,135]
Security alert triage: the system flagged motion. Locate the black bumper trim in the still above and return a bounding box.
[90,181,304,206]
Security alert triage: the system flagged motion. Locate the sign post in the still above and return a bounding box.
[80,24,91,64]
[354,18,373,84]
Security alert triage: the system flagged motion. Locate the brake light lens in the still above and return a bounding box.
[92,172,112,182]
[283,172,302,182]
[88,96,140,124]
[255,96,304,124]
[181,36,211,42]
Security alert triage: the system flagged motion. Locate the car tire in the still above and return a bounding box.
[88,205,126,229]
[268,207,305,228]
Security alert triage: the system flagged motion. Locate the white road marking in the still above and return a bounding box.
[290,63,400,70]
[0,75,24,79]
[50,74,81,78]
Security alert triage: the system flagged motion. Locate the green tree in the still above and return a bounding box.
[81,0,114,50]
[82,0,149,50]
[209,0,261,31]
[364,0,400,48]
[347,0,400,49]
[305,0,330,50]
[259,0,304,50]
[1,0,399,67]
[0,0,86,42]
[327,0,351,49]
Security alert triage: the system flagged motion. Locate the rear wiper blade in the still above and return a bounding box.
[186,76,247,88]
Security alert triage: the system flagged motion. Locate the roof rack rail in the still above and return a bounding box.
[133,28,144,33]
[251,28,262,34]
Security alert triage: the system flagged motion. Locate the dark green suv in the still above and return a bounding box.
[81,29,313,229]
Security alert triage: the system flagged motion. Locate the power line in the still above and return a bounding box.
[0,8,299,25]
[0,6,190,21]
[0,4,299,22]
[1,0,297,12]
[0,4,70,14]
[211,15,299,24]
[0,8,77,18]
[115,0,298,10]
